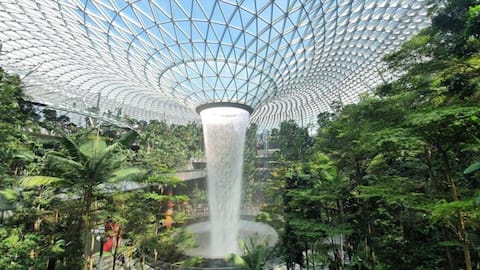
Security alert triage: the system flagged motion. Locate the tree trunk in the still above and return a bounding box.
[425,146,434,187]
[438,146,472,270]
[112,226,121,270]
[83,218,90,270]
[363,201,376,269]
[89,233,95,270]
[368,221,376,270]
[47,258,56,270]
[83,187,94,270]
[311,246,315,270]
[154,249,158,269]
[441,226,455,270]
[459,214,472,270]
[338,200,345,268]
[305,241,309,270]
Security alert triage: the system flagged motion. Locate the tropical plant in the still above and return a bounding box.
[274,120,313,162]
[136,120,202,170]
[20,131,144,270]
[225,238,275,270]
[243,123,259,206]
[0,67,51,269]
[262,1,480,269]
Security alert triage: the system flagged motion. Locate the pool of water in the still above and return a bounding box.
[185,220,278,258]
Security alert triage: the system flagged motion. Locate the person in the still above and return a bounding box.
[103,220,121,253]
[164,209,174,229]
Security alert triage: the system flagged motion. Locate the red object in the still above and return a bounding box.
[103,237,113,252]
[103,221,122,252]
[103,236,122,252]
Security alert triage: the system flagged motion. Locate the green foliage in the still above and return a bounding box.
[225,237,275,270]
[0,227,43,269]
[464,161,480,174]
[0,67,200,268]
[273,120,313,162]
[107,167,144,183]
[2,0,480,269]
[0,68,37,126]
[136,120,203,170]
[431,198,480,225]
[243,123,258,206]
[383,31,433,72]
[20,176,63,187]
[190,183,208,206]
[17,131,146,269]
[0,68,39,178]
[262,154,352,268]
[264,1,480,269]
[0,188,16,203]
[117,170,192,266]
[431,0,480,56]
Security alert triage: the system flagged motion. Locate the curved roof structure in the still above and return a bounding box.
[0,0,430,130]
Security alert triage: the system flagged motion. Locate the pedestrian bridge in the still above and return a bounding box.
[174,169,206,181]
[103,169,206,193]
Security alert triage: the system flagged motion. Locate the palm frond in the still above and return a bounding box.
[59,133,84,161]
[92,143,120,176]
[20,176,63,187]
[464,161,480,174]
[118,130,139,147]
[107,168,145,183]
[79,136,108,159]
[0,189,17,201]
[96,143,119,164]
[13,151,35,162]
[48,154,84,172]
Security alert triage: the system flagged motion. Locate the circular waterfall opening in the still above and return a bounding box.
[185,220,278,258]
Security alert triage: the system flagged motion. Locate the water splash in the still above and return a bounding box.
[200,106,250,257]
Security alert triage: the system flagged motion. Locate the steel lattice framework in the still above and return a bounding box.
[0,0,430,129]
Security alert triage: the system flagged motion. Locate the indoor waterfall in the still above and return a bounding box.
[200,106,250,258]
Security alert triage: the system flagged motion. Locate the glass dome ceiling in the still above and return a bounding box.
[0,0,430,129]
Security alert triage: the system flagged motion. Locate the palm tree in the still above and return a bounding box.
[21,130,144,270]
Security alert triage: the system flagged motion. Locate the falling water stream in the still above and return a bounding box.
[199,106,250,257]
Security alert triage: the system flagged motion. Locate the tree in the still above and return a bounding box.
[119,172,194,267]
[121,120,199,267]
[274,120,313,162]
[40,108,75,132]
[21,131,144,270]
[136,120,196,170]
[263,150,352,269]
[311,0,480,268]
[243,123,259,206]
[0,67,51,269]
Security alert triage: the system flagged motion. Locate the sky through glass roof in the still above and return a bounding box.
[0,0,430,129]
